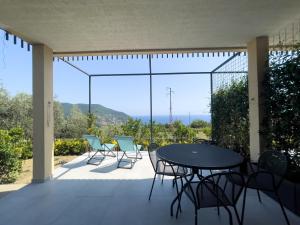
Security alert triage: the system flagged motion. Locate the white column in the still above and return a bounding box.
[32,44,54,182]
[247,36,269,162]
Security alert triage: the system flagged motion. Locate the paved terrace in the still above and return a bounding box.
[0,152,299,225]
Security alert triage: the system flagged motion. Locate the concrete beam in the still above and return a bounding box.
[247,36,269,162]
[32,44,54,182]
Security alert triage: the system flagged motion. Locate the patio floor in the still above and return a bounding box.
[0,152,299,225]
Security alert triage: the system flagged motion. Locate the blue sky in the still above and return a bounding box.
[0,31,229,116]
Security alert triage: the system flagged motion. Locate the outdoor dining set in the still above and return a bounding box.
[83,135,290,225]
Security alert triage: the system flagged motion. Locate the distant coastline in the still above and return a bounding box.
[132,114,211,125]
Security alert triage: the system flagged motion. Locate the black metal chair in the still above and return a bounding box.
[193,138,212,144]
[184,171,245,225]
[241,150,290,225]
[148,143,186,201]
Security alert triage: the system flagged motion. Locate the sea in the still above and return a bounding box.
[133,114,211,125]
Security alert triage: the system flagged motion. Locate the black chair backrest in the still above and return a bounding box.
[193,138,211,144]
[258,150,288,177]
[148,143,160,171]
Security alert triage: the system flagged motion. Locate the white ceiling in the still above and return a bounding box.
[0,0,299,54]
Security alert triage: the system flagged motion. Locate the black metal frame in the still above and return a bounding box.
[87,145,116,165]
[86,146,106,165]
[116,148,143,169]
[58,54,247,144]
[174,171,244,225]
[84,136,116,165]
[148,159,185,200]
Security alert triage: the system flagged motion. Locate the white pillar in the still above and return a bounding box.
[247,36,269,162]
[32,44,54,182]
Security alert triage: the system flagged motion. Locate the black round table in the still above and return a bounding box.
[157,143,244,217]
[157,143,244,170]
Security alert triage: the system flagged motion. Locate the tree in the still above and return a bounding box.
[9,93,32,138]
[0,87,11,129]
[173,120,196,143]
[121,118,143,139]
[53,101,66,138]
[87,113,96,129]
[0,129,22,183]
[190,119,210,128]
[64,106,88,138]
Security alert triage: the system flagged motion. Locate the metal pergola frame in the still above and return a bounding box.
[58,53,247,143]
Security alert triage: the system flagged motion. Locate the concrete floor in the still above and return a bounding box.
[0,152,299,225]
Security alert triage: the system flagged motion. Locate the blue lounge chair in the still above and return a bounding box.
[83,134,116,165]
[114,136,143,169]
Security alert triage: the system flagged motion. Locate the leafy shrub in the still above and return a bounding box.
[0,130,22,184]
[211,79,249,154]
[263,49,300,152]
[263,47,300,182]
[190,120,210,128]
[8,127,32,159]
[54,139,88,156]
[201,127,212,138]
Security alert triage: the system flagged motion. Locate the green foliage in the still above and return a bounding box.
[121,118,143,139]
[173,120,196,143]
[87,113,97,129]
[54,139,88,156]
[201,126,212,138]
[190,119,210,128]
[63,106,88,138]
[8,127,32,159]
[0,129,22,184]
[263,47,300,181]
[263,49,300,152]
[53,101,66,138]
[211,79,249,154]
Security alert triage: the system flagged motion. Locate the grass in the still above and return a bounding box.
[15,155,78,184]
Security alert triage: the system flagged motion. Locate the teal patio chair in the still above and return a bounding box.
[114,136,143,169]
[83,134,116,165]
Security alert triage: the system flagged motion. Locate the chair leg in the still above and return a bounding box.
[275,191,290,225]
[174,177,182,218]
[137,150,143,159]
[256,189,262,203]
[233,205,242,225]
[180,177,184,188]
[148,173,157,200]
[107,150,116,157]
[161,174,165,184]
[223,205,233,225]
[194,207,198,225]
[241,187,248,225]
[87,150,105,165]
[117,151,127,168]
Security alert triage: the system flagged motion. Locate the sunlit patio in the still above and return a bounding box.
[0,152,298,225]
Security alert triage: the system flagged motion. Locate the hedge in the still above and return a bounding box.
[54,138,88,156]
[263,48,300,182]
[211,79,249,155]
[0,130,22,184]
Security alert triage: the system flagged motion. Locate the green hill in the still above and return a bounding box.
[61,103,130,125]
